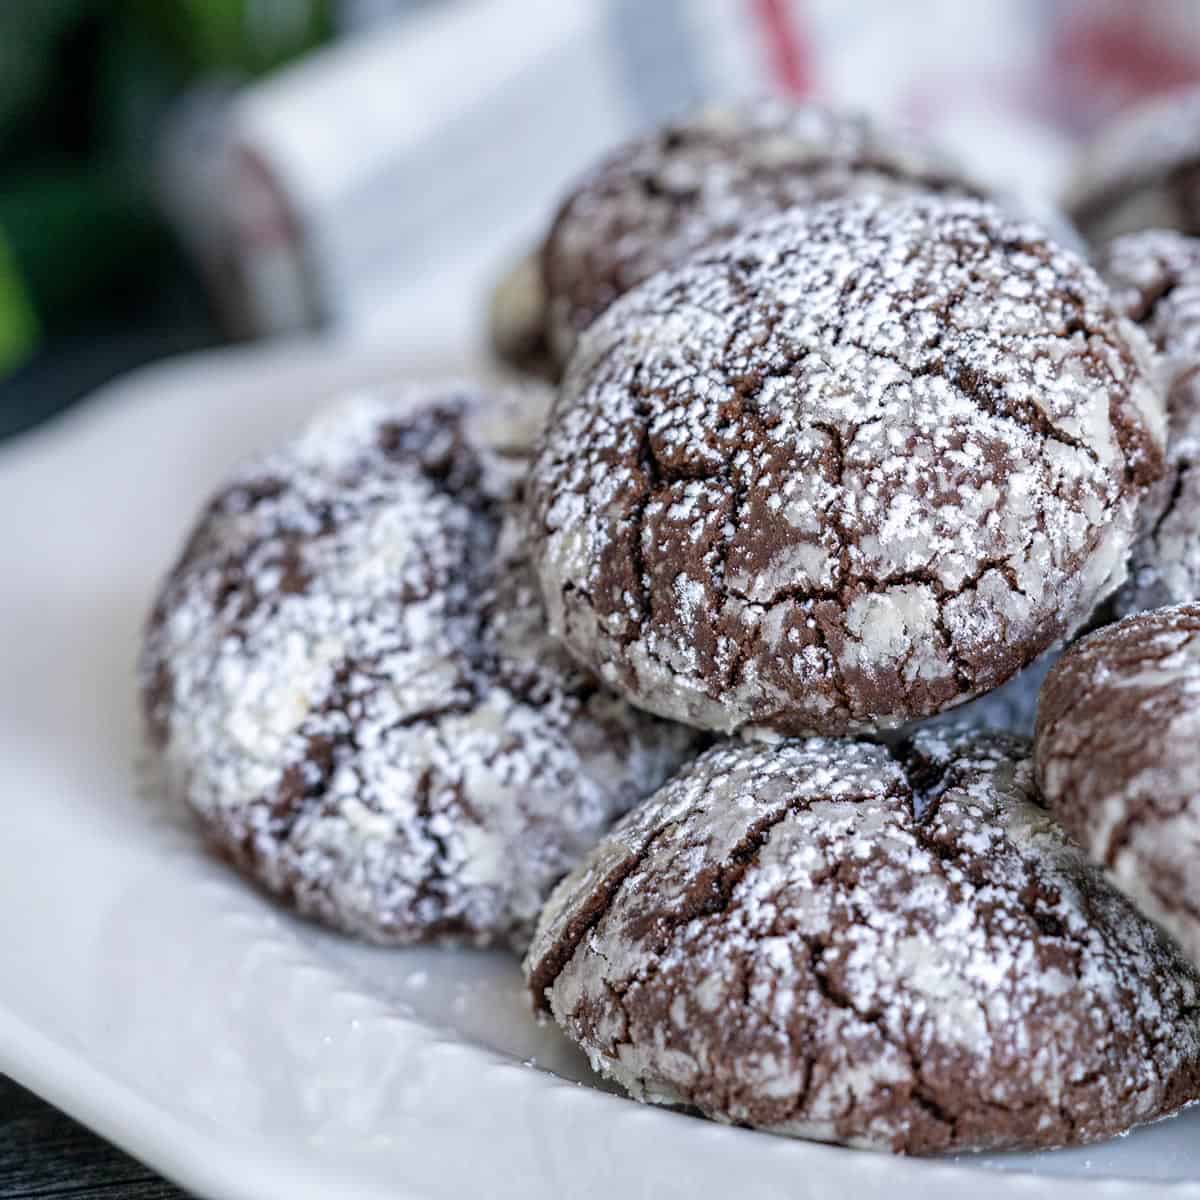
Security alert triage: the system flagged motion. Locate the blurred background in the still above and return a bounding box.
[2,0,1199,441]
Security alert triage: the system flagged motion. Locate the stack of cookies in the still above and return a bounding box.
[143,96,1200,1156]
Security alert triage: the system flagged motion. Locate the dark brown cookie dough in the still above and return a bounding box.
[140,383,701,948]
[525,730,1200,1155]
[529,194,1165,737]
[540,99,985,368]
[1065,86,1200,245]
[1036,602,1200,969]
[1098,230,1200,615]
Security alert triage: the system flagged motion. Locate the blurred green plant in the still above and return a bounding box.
[134,0,334,76]
[0,0,332,376]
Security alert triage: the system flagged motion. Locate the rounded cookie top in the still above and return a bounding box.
[540,99,983,366]
[1099,230,1200,615]
[525,729,1200,1155]
[1065,86,1200,245]
[1036,602,1200,969]
[141,383,700,948]
[529,194,1164,737]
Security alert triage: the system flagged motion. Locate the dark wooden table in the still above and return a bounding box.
[0,1076,188,1199]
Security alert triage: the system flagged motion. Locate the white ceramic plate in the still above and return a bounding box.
[1,339,1198,1200]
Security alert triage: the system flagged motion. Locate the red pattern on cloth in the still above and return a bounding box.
[751,0,812,97]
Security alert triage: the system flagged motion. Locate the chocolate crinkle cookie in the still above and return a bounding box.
[140,383,701,948]
[1065,86,1200,246]
[1099,230,1200,615]
[1036,602,1200,970]
[540,98,985,368]
[529,194,1165,738]
[525,730,1200,1155]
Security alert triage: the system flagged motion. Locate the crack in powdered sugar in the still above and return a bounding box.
[530,195,1165,738]
[1100,230,1200,616]
[525,729,1200,1154]
[139,384,701,948]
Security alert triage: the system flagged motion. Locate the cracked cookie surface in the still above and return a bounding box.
[530,195,1164,737]
[1100,230,1200,616]
[140,383,701,948]
[525,729,1200,1154]
[540,99,984,368]
[1036,602,1200,970]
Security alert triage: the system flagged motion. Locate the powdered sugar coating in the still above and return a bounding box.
[530,195,1164,737]
[525,729,1200,1154]
[1100,230,1200,616]
[1066,86,1200,245]
[140,383,701,948]
[541,99,984,367]
[1036,603,1200,969]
